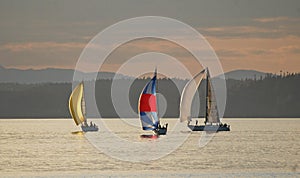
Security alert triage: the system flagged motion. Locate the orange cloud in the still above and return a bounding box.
[1,42,86,52]
[207,35,300,73]
[102,35,300,73]
[253,17,300,23]
[2,30,300,74]
[200,26,278,34]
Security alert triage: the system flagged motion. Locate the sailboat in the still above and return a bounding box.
[180,68,230,132]
[69,82,99,132]
[139,69,168,137]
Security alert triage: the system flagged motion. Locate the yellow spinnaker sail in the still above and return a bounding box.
[69,83,86,125]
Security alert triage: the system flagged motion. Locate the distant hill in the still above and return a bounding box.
[0,66,275,83]
[219,70,271,80]
[0,66,131,83]
[0,72,299,118]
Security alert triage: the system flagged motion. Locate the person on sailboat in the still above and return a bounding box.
[196,120,198,125]
[84,120,88,127]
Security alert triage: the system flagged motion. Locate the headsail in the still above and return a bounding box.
[69,83,86,125]
[139,70,159,130]
[180,69,206,122]
[81,91,86,117]
[205,70,220,124]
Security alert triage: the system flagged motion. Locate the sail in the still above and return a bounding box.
[69,83,86,125]
[180,69,206,122]
[205,70,221,124]
[81,92,86,117]
[139,71,159,130]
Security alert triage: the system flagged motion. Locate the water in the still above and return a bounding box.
[0,118,299,177]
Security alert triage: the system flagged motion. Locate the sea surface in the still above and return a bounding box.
[0,118,299,177]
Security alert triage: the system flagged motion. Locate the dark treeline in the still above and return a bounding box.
[225,73,300,117]
[0,73,299,118]
[94,78,186,118]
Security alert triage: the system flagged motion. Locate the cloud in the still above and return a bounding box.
[102,39,199,70]
[1,42,86,52]
[253,17,299,23]
[215,49,246,57]
[199,25,287,39]
[272,45,300,54]
[253,17,290,23]
[200,26,273,34]
[207,35,300,51]
[1,32,300,74]
[205,35,300,72]
[199,16,300,39]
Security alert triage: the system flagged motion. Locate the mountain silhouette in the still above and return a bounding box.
[0,67,299,118]
[0,66,131,84]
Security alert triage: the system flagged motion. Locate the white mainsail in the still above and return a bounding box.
[180,68,221,124]
[69,82,86,125]
[180,69,205,122]
[205,70,221,124]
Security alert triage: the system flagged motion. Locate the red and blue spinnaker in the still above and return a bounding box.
[139,70,159,131]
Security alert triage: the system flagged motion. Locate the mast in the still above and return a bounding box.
[205,68,209,124]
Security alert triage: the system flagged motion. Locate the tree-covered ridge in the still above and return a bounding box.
[0,73,299,118]
[226,72,300,117]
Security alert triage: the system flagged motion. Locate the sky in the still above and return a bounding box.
[0,0,300,75]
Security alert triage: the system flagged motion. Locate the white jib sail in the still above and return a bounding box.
[179,69,206,122]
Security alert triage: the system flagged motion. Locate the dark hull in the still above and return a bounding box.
[81,125,99,132]
[157,128,167,135]
[154,124,168,135]
[140,127,167,139]
[188,125,230,132]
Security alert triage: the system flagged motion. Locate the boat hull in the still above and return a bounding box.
[188,125,230,132]
[154,124,168,135]
[157,128,167,135]
[81,125,99,132]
